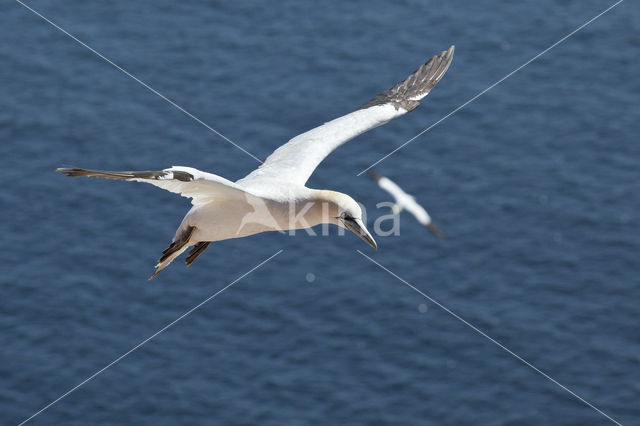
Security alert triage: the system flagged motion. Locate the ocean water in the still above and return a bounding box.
[1,0,639,424]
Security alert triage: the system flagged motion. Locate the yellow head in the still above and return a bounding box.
[315,190,377,249]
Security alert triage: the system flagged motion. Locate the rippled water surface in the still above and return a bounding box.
[1,1,639,424]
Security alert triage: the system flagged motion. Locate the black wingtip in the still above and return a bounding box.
[56,167,87,177]
[185,241,211,266]
[368,170,382,182]
[426,222,444,238]
[358,45,455,111]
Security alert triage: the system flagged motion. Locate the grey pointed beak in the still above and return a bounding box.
[344,218,378,250]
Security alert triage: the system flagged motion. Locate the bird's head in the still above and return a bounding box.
[319,191,377,250]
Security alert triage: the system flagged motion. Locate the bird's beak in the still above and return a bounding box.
[426,222,444,238]
[344,218,378,250]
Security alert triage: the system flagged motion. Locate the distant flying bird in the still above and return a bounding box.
[369,170,443,237]
[58,46,454,279]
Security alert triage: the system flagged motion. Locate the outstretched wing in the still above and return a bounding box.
[377,175,432,225]
[238,46,454,187]
[401,197,432,226]
[57,166,254,205]
[377,175,411,204]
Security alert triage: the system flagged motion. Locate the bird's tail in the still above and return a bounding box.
[149,226,195,280]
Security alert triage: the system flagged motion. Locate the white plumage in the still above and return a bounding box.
[369,171,443,237]
[58,46,454,278]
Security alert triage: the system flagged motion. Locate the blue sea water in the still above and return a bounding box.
[1,0,639,424]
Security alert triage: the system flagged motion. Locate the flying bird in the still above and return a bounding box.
[369,170,443,238]
[58,46,454,279]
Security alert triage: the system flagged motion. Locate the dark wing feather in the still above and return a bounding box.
[359,45,454,112]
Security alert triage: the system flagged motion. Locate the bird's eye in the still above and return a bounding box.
[340,212,355,221]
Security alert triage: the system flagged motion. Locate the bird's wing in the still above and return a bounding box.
[57,166,256,206]
[401,196,432,226]
[238,46,454,187]
[378,176,432,225]
[377,176,408,204]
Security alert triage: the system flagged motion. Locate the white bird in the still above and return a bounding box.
[58,46,454,279]
[369,170,443,237]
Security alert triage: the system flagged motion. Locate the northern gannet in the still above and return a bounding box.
[58,46,454,279]
[369,170,443,237]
